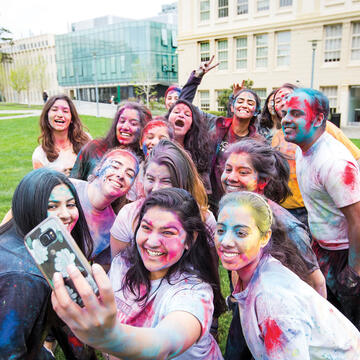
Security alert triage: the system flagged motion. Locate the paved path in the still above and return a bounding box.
[0,109,41,120]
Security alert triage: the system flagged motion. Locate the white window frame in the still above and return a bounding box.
[320,86,338,112]
[200,41,210,62]
[351,22,360,61]
[236,37,247,70]
[200,0,210,21]
[253,88,267,104]
[199,90,210,111]
[324,24,342,62]
[279,0,292,7]
[276,31,291,67]
[218,0,229,18]
[257,0,270,11]
[217,39,228,70]
[237,0,248,15]
[255,34,268,68]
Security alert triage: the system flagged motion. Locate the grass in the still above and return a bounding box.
[0,113,26,117]
[0,103,44,110]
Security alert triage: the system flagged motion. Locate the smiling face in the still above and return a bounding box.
[267,93,276,116]
[165,90,179,109]
[143,162,173,196]
[141,125,171,156]
[116,108,141,146]
[274,87,293,118]
[221,152,262,194]
[47,184,79,232]
[215,203,268,273]
[281,93,319,146]
[136,206,188,280]
[97,152,138,198]
[168,103,193,141]
[233,92,257,121]
[48,99,72,132]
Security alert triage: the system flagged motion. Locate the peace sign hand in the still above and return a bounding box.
[194,55,220,77]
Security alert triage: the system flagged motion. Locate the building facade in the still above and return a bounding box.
[1,34,63,104]
[56,15,178,103]
[178,0,360,126]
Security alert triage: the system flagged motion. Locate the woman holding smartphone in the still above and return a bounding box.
[0,168,95,359]
[51,188,225,359]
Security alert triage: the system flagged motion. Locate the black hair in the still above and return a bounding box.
[233,88,261,127]
[223,139,292,203]
[122,188,225,317]
[165,99,213,173]
[258,89,278,130]
[5,168,93,258]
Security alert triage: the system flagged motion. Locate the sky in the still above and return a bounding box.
[1,0,174,39]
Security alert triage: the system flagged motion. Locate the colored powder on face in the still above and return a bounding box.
[262,318,283,353]
[343,162,356,190]
[303,98,316,131]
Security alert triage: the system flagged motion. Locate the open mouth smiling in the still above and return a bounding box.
[119,131,132,138]
[174,119,185,128]
[145,248,165,257]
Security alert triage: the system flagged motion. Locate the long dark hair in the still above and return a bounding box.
[38,94,90,162]
[219,192,310,283]
[258,89,277,130]
[3,168,93,258]
[224,139,291,203]
[100,102,148,157]
[166,99,212,173]
[123,188,225,317]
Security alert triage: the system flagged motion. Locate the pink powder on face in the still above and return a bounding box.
[343,162,357,190]
[261,318,283,354]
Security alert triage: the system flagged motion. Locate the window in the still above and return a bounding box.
[324,24,342,62]
[216,90,225,112]
[110,56,116,73]
[217,39,228,70]
[279,0,292,6]
[276,31,291,66]
[120,55,125,72]
[100,58,106,74]
[218,0,228,18]
[320,86,337,113]
[257,0,269,11]
[351,22,360,61]
[236,37,247,69]
[255,34,268,68]
[200,0,210,21]
[253,88,267,104]
[200,41,210,62]
[171,30,178,47]
[161,28,168,46]
[237,0,248,15]
[199,90,210,110]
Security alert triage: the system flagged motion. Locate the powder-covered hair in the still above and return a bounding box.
[143,139,208,215]
[123,188,225,317]
[165,99,212,173]
[5,168,93,259]
[38,94,90,162]
[223,139,291,203]
[219,191,310,283]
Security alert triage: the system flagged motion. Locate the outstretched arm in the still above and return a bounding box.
[52,264,202,359]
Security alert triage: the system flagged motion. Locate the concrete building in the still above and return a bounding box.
[56,14,178,103]
[177,0,360,126]
[1,34,63,104]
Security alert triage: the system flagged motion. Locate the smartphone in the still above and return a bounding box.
[24,216,99,306]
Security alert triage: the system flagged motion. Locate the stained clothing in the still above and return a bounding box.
[235,255,360,360]
[109,255,223,359]
[0,224,54,359]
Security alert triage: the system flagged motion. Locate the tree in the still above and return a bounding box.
[217,79,254,112]
[0,65,7,101]
[10,65,31,103]
[132,60,157,108]
[31,55,48,94]
[0,27,13,64]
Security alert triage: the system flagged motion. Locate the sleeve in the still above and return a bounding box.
[255,292,312,360]
[32,146,46,169]
[326,122,360,161]
[179,70,202,103]
[322,158,360,208]
[165,281,214,339]
[0,272,53,359]
[110,204,136,243]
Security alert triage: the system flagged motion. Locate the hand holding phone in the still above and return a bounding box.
[24,216,99,306]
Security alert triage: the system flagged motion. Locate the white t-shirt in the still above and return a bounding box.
[110,199,217,245]
[109,255,223,360]
[32,145,77,175]
[234,255,360,360]
[71,179,115,263]
[296,132,360,250]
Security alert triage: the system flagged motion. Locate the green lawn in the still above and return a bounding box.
[0,113,26,117]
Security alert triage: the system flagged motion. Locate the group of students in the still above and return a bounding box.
[1,58,360,360]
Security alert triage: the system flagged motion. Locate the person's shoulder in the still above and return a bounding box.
[32,145,46,159]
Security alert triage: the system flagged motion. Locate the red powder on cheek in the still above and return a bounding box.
[343,162,357,190]
[261,318,283,353]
